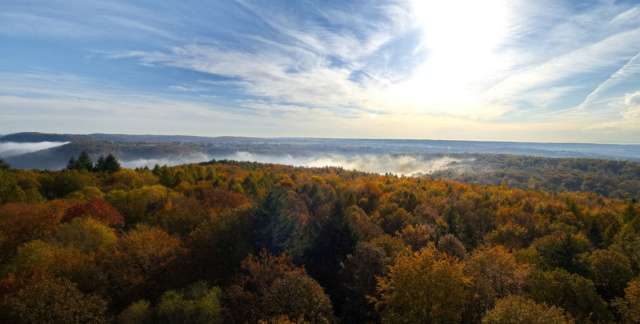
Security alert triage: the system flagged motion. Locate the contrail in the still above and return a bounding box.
[576,51,640,111]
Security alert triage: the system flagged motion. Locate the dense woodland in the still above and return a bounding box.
[429,154,640,200]
[1,154,640,323]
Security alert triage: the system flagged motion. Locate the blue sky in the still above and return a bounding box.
[1,0,640,143]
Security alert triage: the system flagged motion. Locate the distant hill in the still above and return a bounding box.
[0,132,93,143]
[3,140,209,170]
[2,132,640,171]
[0,132,265,144]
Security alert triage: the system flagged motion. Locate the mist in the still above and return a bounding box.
[119,151,469,176]
[0,142,69,157]
[214,152,471,176]
[120,152,211,169]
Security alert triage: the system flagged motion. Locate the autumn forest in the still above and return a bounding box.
[1,154,640,323]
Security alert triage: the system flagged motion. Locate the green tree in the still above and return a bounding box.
[155,281,224,324]
[588,248,634,301]
[66,155,78,170]
[95,154,121,173]
[251,187,306,257]
[340,241,391,324]
[0,240,55,277]
[40,169,98,199]
[77,151,94,171]
[527,269,611,322]
[119,300,153,324]
[532,232,592,275]
[50,217,117,253]
[0,157,10,170]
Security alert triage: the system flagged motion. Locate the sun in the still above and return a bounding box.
[383,0,512,117]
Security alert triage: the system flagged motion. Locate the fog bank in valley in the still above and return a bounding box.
[121,151,469,177]
[220,152,471,176]
[0,142,69,157]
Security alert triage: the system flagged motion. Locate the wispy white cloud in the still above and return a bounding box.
[483,27,640,106]
[577,51,640,110]
[588,90,640,131]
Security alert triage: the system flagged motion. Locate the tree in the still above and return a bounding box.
[587,248,634,301]
[340,242,392,324]
[94,156,106,172]
[482,295,573,324]
[118,300,153,324]
[225,250,334,324]
[373,245,470,323]
[0,277,110,324]
[155,281,224,324]
[77,151,93,171]
[0,157,10,170]
[151,196,209,239]
[103,225,185,309]
[532,232,592,275]
[465,245,531,322]
[251,187,306,257]
[66,156,78,170]
[41,169,98,199]
[612,277,640,323]
[260,272,336,324]
[184,207,254,284]
[527,269,611,322]
[64,198,125,228]
[105,185,168,225]
[51,217,117,253]
[0,240,55,278]
[303,201,364,315]
[484,220,529,250]
[95,154,121,173]
[0,202,65,263]
[437,233,469,260]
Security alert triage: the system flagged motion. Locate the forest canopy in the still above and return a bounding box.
[0,156,639,323]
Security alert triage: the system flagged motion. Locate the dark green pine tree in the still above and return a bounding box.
[102,154,121,174]
[0,158,10,170]
[66,156,78,170]
[251,187,304,258]
[94,154,121,173]
[94,156,106,172]
[303,201,365,317]
[77,151,93,171]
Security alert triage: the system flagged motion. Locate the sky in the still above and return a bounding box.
[1,0,640,144]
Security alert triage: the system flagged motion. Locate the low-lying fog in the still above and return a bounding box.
[123,152,471,176]
[0,142,69,157]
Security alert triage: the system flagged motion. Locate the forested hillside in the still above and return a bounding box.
[1,157,640,323]
[428,154,640,200]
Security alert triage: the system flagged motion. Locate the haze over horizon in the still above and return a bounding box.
[2,1,640,144]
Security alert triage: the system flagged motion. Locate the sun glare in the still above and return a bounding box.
[386,0,511,117]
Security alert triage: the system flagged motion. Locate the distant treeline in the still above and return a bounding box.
[427,154,640,200]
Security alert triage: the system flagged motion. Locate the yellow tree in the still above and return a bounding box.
[482,295,573,324]
[465,245,531,322]
[373,244,470,323]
